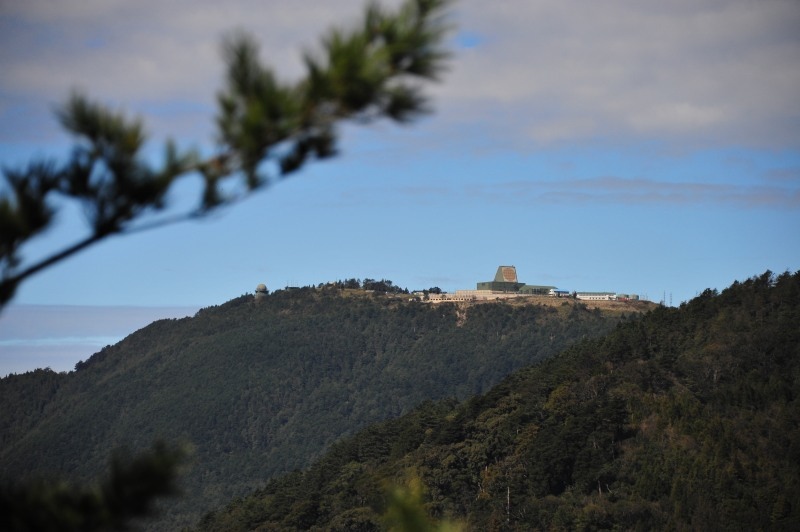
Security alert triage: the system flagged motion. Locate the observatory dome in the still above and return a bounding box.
[255,283,268,301]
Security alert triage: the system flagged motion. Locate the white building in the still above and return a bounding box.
[575,292,616,301]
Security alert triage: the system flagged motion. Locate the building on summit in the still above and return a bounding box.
[423,265,641,303]
[476,265,556,295]
[476,265,524,292]
[255,283,268,301]
[574,291,616,301]
[426,265,559,302]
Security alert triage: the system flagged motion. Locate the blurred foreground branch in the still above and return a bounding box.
[0,441,188,532]
[0,0,452,310]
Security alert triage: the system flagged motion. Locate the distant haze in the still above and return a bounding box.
[0,305,198,376]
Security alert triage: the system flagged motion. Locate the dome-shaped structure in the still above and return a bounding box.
[255,283,268,301]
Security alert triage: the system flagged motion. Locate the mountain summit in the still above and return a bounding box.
[197,271,800,530]
[0,285,631,529]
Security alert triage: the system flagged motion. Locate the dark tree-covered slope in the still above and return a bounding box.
[0,286,628,529]
[196,271,800,531]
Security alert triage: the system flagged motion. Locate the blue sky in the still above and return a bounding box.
[1,0,799,375]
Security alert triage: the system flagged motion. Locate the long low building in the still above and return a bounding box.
[419,266,641,303]
[575,292,617,301]
[424,266,568,302]
[426,290,519,302]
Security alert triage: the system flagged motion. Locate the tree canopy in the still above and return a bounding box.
[0,441,187,532]
[0,286,629,529]
[196,271,800,530]
[0,0,452,310]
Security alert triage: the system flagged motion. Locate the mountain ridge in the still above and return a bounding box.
[195,270,800,530]
[1,284,634,529]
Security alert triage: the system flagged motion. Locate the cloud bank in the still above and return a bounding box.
[388,175,799,209]
[442,0,800,148]
[1,0,798,150]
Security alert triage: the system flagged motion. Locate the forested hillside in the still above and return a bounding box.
[0,285,629,529]
[196,271,800,531]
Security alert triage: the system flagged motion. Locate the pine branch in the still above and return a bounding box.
[0,0,452,311]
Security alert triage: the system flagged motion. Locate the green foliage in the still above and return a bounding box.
[57,93,181,235]
[195,271,800,531]
[0,0,451,309]
[0,441,186,532]
[0,288,622,530]
[383,474,462,532]
[0,368,65,450]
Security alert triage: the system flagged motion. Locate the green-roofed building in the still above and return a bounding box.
[477,265,523,292]
[520,284,557,295]
[476,266,556,294]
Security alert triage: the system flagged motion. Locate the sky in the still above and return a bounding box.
[1,0,799,376]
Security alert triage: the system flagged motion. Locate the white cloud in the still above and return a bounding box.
[0,0,798,149]
[0,0,390,142]
[627,103,728,133]
[389,174,800,209]
[439,0,800,148]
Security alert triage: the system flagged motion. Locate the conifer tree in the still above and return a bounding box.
[0,442,187,532]
[0,0,451,310]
